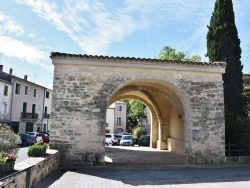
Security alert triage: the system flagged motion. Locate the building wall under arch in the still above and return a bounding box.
[50,53,226,165]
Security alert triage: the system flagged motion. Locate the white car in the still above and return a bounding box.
[105,134,118,146]
[105,138,112,146]
[120,135,134,146]
[16,135,22,145]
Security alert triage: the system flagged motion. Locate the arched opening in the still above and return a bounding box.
[106,78,188,156]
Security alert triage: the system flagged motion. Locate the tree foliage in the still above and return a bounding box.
[158,46,201,62]
[206,0,244,118]
[0,124,19,155]
[123,100,146,133]
[206,0,248,150]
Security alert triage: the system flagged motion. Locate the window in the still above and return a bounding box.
[44,106,47,118]
[46,91,49,98]
[25,86,28,95]
[32,104,36,114]
[22,102,27,118]
[32,104,36,119]
[117,106,122,111]
[4,85,8,96]
[15,83,21,95]
[117,117,122,125]
[33,89,36,97]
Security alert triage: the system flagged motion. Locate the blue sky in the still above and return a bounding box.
[0,0,249,89]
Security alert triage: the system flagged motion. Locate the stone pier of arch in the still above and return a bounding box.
[49,52,226,165]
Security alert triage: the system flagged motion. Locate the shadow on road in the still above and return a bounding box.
[35,146,250,187]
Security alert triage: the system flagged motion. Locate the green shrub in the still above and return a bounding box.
[27,142,48,157]
[0,124,19,156]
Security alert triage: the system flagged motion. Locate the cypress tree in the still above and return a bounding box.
[207,0,244,118]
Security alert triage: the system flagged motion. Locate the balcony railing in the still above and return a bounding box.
[20,112,38,122]
[115,121,124,126]
[43,114,50,119]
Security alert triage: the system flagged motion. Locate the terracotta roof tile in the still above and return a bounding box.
[50,52,226,68]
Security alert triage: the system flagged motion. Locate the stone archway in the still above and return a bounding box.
[108,78,186,154]
[50,52,226,166]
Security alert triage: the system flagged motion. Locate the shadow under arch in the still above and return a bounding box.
[107,78,191,155]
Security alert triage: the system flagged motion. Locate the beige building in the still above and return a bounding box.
[11,75,46,133]
[0,65,52,133]
[106,101,127,134]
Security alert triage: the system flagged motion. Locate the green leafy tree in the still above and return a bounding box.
[158,46,201,62]
[123,100,146,133]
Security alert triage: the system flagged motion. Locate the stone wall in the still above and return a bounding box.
[0,149,60,188]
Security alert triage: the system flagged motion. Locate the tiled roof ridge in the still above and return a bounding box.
[50,52,226,67]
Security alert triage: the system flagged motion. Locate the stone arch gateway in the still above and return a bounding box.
[50,52,226,165]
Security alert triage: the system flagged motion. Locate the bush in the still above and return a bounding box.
[0,124,19,159]
[27,141,48,157]
[133,126,141,144]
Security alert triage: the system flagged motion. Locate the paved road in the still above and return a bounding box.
[16,146,29,164]
[35,146,250,188]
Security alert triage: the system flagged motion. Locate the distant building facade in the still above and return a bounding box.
[106,101,127,134]
[0,65,52,133]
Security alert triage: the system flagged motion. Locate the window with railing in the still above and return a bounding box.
[22,102,27,118]
[32,104,36,119]
[116,117,122,125]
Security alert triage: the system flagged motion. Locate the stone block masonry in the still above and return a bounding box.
[50,53,226,165]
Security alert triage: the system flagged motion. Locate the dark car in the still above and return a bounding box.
[40,131,50,136]
[20,134,36,146]
[138,135,150,146]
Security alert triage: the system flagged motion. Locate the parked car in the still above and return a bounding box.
[105,138,112,146]
[25,132,39,138]
[16,135,22,145]
[40,131,50,136]
[105,134,118,145]
[20,134,36,146]
[115,134,122,144]
[120,135,134,146]
[138,135,150,146]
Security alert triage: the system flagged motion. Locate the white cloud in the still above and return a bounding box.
[0,11,52,71]
[0,11,24,36]
[15,0,146,55]
[28,33,36,37]
[14,0,250,67]
[0,36,52,70]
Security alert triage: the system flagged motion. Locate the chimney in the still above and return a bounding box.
[9,68,13,75]
[24,75,28,81]
[0,65,3,72]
